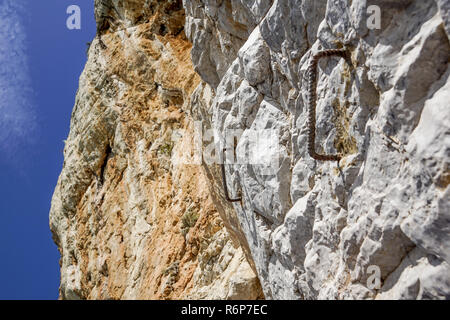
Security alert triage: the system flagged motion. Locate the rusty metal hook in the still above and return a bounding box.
[221,141,276,225]
[221,148,242,202]
[253,206,275,224]
[307,48,348,162]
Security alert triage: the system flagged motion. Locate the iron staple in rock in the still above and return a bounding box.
[307,48,347,162]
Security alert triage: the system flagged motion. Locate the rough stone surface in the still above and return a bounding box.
[50,0,262,300]
[184,0,450,299]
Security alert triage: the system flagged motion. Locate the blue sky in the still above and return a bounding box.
[0,0,95,299]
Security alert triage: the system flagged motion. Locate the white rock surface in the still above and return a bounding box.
[184,0,450,299]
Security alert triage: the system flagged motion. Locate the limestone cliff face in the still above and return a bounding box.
[184,0,450,299]
[49,0,262,300]
[52,0,450,300]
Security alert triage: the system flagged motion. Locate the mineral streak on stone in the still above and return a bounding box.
[184,0,450,299]
[50,0,262,300]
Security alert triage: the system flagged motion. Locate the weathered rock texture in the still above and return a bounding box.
[184,0,450,299]
[49,0,262,300]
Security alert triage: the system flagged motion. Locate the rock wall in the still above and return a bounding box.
[51,0,450,300]
[184,0,450,299]
[49,0,262,300]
